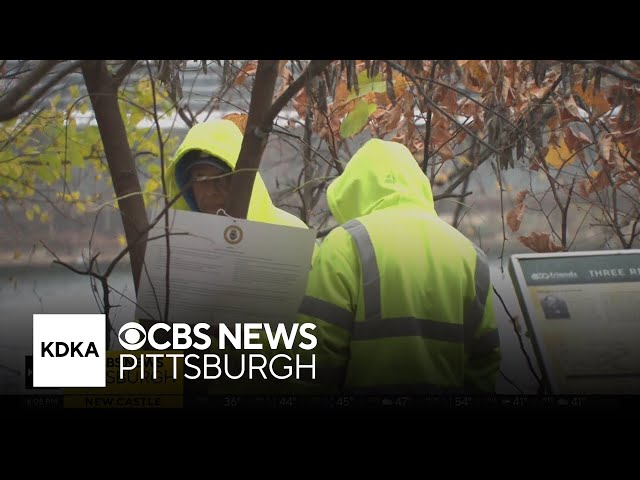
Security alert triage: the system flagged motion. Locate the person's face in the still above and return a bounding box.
[190,164,232,214]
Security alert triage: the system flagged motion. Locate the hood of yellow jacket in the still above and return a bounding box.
[166,119,307,229]
[327,138,436,224]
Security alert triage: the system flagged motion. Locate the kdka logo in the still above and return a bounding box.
[33,314,106,387]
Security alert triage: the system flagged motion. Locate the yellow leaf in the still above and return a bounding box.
[69,85,80,99]
[75,202,86,214]
[33,204,41,214]
[577,83,610,120]
[25,209,34,221]
[63,193,73,202]
[40,212,49,223]
[145,178,160,192]
[459,155,473,167]
[393,73,411,99]
[118,235,127,247]
[545,137,574,169]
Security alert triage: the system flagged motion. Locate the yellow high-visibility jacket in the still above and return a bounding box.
[297,138,501,394]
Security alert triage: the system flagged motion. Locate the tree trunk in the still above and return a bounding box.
[82,60,149,292]
[226,60,280,219]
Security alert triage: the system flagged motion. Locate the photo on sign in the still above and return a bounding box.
[539,294,571,319]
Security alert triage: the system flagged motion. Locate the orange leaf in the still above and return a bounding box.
[274,66,294,98]
[223,113,248,134]
[234,61,257,86]
[292,88,309,118]
[518,232,563,253]
[393,73,410,99]
[507,190,528,232]
[462,60,492,90]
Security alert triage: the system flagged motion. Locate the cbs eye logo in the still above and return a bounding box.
[118,323,147,351]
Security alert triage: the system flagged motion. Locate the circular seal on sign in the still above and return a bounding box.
[224,225,243,244]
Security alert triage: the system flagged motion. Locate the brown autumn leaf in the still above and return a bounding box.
[407,138,424,155]
[438,144,455,161]
[277,60,288,77]
[380,105,403,136]
[292,88,309,118]
[518,232,563,253]
[579,168,611,196]
[460,100,478,117]
[564,126,592,152]
[393,73,410,99]
[507,190,528,232]
[390,132,405,144]
[434,172,449,186]
[615,127,640,157]
[430,123,452,148]
[274,66,294,98]
[530,85,550,100]
[223,113,248,134]
[615,168,639,188]
[432,86,458,114]
[611,147,626,172]
[463,60,492,90]
[334,79,350,106]
[405,119,418,145]
[398,89,415,117]
[599,134,612,162]
[234,61,257,86]
[546,112,560,132]
[560,96,583,122]
[501,75,512,105]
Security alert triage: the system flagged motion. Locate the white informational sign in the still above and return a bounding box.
[135,209,316,326]
[509,250,640,394]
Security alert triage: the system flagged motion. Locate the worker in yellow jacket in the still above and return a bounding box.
[163,119,315,396]
[167,119,307,229]
[296,138,501,394]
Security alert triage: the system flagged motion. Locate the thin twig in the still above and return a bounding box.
[492,286,545,394]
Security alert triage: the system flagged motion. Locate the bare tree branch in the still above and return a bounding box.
[113,60,137,87]
[263,60,332,131]
[568,60,640,86]
[0,60,58,114]
[0,61,83,122]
